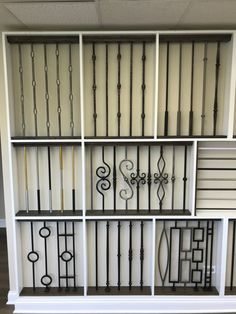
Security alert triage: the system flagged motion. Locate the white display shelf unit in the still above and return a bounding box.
[1,30,236,313]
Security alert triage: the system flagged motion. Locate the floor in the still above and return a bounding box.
[0,228,14,314]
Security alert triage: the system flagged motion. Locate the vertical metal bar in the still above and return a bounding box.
[64,222,69,288]
[56,43,62,137]
[72,146,75,212]
[47,146,52,212]
[105,221,110,292]
[30,222,36,289]
[129,221,133,290]
[164,42,169,136]
[113,146,117,212]
[72,222,76,288]
[148,146,151,212]
[171,146,176,211]
[177,43,182,136]
[95,221,98,290]
[137,146,140,211]
[117,221,121,290]
[18,44,26,136]
[43,222,49,289]
[201,42,208,136]
[24,147,29,212]
[117,43,121,137]
[141,42,146,136]
[69,43,74,136]
[208,220,214,288]
[140,220,144,289]
[92,43,97,136]
[56,222,61,288]
[44,44,50,137]
[183,145,188,212]
[230,220,236,290]
[60,146,64,213]
[31,44,38,136]
[204,220,209,288]
[189,42,195,136]
[105,43,109,137]
[129,43,133,137]
[213,42,220,136]
[90,146,94,210]
[36,147,41,213]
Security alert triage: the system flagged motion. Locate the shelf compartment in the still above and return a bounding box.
[155,219,219,295]
[86,219,152,295]
[8,36,81,137]
[83,34,156,138]
[13,145,82,214]
[85,142,193,215]
[196,142,236,210]
[157,34,232,137]
[19,220,84,293]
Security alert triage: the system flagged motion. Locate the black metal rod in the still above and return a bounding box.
[197,188,236,191]
[204,220,209,288]
[137,146,140,211]
[113,146,117,212]
[105,221,110,292]
[159,34,231,43]
[91,146,94,210]
[117,43,121,137]
[148,146,151,211]
[56,44,62,137]
[43,222,49,288]
[56,222,61,288]
[117,221,121,290]
[201,42,208,136]
[44,44,50,137]
[171,146,176,211]
[177,43,182,136]
[140,221,144,289]
[213,42,220,136]
[36,147,41,213]
[129,43,133,137]
[183,145,188,211]
[72,222,76,288]
[72,146,76,212]
[47,146,52,212]
[141,42,146,136]
[69,43,74,137]
[92,43,97,137]
[198,168,236,171]
[18,44,26,136]
[230,220,236,290]
[64,222,69,288]
[164,42,169,136]
[106,43,109,137]
[129,221,133,290]
[189,42,195,136]
[31,44,38,136]
[95,221,98,290]
[30,222,36,289]
[209,221,214,288]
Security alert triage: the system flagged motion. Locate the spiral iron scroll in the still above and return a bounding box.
[154,146,168,209]
[119,158,134,202]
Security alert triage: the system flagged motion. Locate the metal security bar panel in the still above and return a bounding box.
[87,219,152,295]
[155,219,219,295]
[83,35,156,138]
[8,37,81,138]
[226,219,236,294]
[13,144,82,216]
[157,34,231,138]
[19,220,83,296]
[196,142,236,210]
[85,142,192,215]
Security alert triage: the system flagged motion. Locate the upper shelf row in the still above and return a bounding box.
[5,32,236,139]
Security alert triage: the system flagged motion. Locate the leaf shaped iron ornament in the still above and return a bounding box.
[119,158,134,203]
[158,221,170,286]
[154,146,168,210]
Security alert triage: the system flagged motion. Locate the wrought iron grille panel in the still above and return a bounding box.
[14,145,82,215]
[10,42,81,138]
[86,143,192,215]
[20,220,83,295]
[157,39,228,138]
[196,142,236,210]
[83,37,155,138]
[155,219,218,295]
[226,219,236,294]
[87,219,152,295]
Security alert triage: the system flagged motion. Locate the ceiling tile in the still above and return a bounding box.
[99,0,191,27]
[4,1,99,27]
[179,0,236,26]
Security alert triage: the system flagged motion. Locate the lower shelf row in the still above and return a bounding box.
[18,219,236,296]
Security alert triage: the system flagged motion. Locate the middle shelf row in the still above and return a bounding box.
[11,141,236,217]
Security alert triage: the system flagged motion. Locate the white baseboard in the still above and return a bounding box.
[0,218,6,228]
[7,290,19,304]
